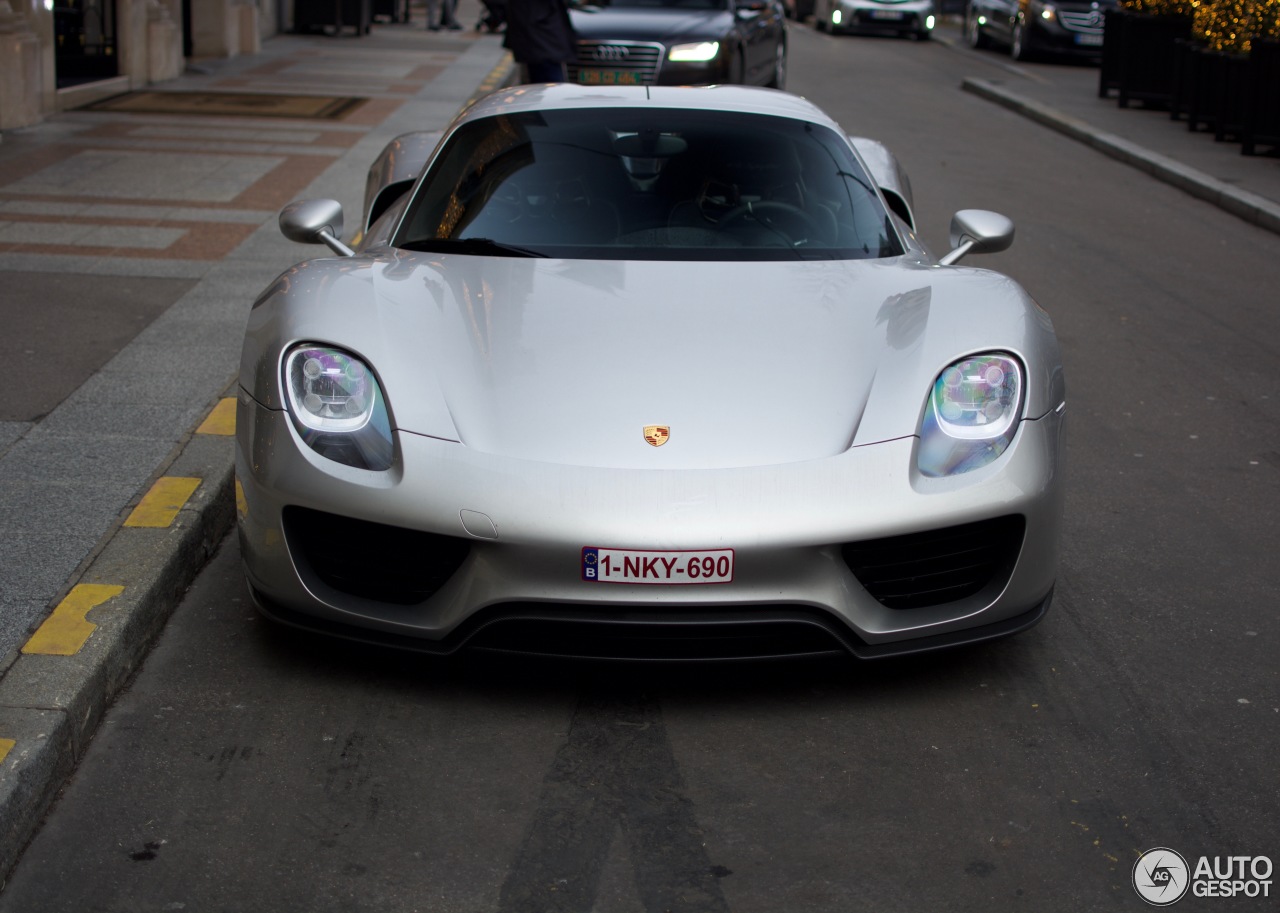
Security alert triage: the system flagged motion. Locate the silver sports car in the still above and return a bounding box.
[236,84,1065,661]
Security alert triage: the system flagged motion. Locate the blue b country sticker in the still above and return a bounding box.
[581,547,600,580]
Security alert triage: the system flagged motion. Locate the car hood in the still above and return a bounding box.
[244,251,1057,471]
[338,252,1048,470]
[570,7,733,43]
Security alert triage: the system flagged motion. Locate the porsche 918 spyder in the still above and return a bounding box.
[236,84,1066,661]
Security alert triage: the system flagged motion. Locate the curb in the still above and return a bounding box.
[962,77,1280,237]
[0,391,237,883]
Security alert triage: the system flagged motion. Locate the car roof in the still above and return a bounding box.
[456,84,844,133]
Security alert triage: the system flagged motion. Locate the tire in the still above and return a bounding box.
[815,1,828,31]
[965,6,991,48]
[1010,19,1035,61]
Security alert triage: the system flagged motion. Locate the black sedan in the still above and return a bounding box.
[568,0,787,87]
[964,0,1112,61]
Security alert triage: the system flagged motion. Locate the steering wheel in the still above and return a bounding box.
[485,179,526,223]
[718,200,825,246]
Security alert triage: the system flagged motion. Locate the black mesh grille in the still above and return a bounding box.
[282,506,469,605]
[842,516,1025,610]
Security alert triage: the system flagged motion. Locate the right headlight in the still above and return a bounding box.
[668,41,720,62]
[917,352,1023,477]
[283,344,394,471]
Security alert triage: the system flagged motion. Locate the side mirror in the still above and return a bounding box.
[279,199,355,257]
[938,209,1014,266]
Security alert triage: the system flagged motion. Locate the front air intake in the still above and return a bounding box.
[283,506,469,605]
[842,516,1025,610]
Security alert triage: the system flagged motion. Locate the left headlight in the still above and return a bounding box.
[917,352,1023,477]
[668,41,720,62]
[283,344,394,471]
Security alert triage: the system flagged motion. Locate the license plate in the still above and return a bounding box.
[870,9,905,19]
[577,68,643,86]
[1075,33,1103,45]
[582,547,734,584]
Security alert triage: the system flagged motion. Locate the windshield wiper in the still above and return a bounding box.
[399,237,548,258]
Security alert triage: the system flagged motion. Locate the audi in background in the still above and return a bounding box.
[813,0,935,39]
[567,0,787,87]
[965,0,1112,60]
[237,84,1066,662]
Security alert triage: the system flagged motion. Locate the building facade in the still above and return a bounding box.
[1,0,283,131]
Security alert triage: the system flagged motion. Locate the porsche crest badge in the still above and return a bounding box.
[643,425,670,447]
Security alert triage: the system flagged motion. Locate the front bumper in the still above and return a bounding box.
[1027,14,1106,53]
[237,390,1064,658]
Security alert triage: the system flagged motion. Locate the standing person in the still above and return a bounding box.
[503,0,576,82]
[476,0,507,32]
[426,0,462,30]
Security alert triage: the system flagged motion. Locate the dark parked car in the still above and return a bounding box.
[965,0,1113,60]
[567,0,788,87]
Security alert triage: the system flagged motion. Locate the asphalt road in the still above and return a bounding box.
[2,23,1277,913]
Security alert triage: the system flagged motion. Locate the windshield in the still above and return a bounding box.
[394,107,904,261]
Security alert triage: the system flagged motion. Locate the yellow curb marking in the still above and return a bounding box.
[23,584,125,656]
[479,54,514,92]
[124,477,201,528]
[464,53,515,110]
[0,739,14,764]
[196,397,236,435]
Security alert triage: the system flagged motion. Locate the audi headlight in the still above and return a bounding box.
[917,353,1023,477]
[283,344,394,471]
[668,41,720,62]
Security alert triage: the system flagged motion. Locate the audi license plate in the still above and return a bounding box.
[577,68,643,86]
[582,547,734,584]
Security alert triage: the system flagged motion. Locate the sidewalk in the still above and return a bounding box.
[0,6,511,880]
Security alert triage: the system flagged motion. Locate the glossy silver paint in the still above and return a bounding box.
[849,136,916,230]
[278,198,354,257]
[237,85,1065,657]
[360,131,442,231]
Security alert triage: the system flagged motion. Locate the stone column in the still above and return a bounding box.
[146,0,181,81]
[237,0,260,54]
[116,0,149,88]
[189,0,238,57]
[0,0,43,129]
